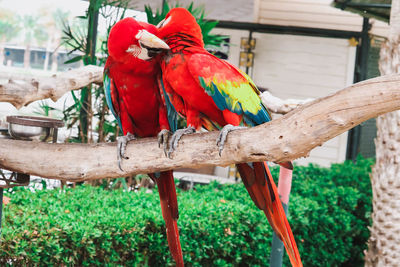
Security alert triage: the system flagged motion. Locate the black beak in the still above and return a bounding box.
[142,43,169,58]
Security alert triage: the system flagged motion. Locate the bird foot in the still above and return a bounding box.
[117,132,136,171]
[168,126,196,158]
[157,129,171,157]
[217,124,246,156]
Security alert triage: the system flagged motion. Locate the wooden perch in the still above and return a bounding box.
[0,65,310,115]
[0,65,103,109]
[0,74,399,181]
[260,91,313,114]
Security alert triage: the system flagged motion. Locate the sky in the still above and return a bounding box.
[0,0,88,17]
[0,0,147,18]
[0,0,147,37]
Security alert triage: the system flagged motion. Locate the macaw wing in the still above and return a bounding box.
[188,53,272,126]
[103,68,122,130]
[158,72,179,133]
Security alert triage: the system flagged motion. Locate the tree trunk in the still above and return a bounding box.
[0,46,4,66]
[51,50,58,72]
[50,34,61,72]
[43,50,50,71]
[43,29,55,71]
[23,44,30,69]
[0,38,5,66]
[365,0,400,265]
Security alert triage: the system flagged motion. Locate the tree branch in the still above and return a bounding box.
[0,74,398,181]
[0,65,308,115]
[260,91,313,114]
[0,65,103,109]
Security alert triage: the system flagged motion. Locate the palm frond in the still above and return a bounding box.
[144,1,227,48]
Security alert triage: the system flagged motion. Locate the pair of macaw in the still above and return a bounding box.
[104,7,302,267]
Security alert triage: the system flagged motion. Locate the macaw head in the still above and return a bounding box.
[108,17,170,67]
[156,8,204,47]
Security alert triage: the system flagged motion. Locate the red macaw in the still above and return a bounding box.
[103,18,183,266]
[156,8,302,267]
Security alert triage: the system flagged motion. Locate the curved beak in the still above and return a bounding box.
[156,19,165,28]
[136,29,169,56]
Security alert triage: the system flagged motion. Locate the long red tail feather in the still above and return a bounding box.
[152,171,184,267]
[236,162,302,267]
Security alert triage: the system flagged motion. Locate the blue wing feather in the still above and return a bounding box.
[190,54,272,127]
[159,73,178,133]
[103,73,122,130]
[199,77,271,126]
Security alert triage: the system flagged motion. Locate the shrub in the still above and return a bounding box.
[0,157,373,266]
[275,156,374,267]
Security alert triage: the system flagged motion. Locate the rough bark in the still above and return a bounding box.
[0,74,399,181]
[260,91,313,115]
[0,65,103,109]
[365,0,400,263]
[0,64,305,115]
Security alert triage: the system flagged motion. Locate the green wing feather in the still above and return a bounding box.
[103,70,122,130]
[188,53,271,126]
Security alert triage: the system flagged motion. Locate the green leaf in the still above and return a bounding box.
[145,1,227,49]
[64,55,84,64]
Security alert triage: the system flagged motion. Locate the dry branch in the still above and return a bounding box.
[0,65,308,114]
[0,65,103,108]
[0,74,399,181]
[260,91,313,114]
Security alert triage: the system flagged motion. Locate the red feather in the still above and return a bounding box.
[158,8,302,267]
[149,172,184,266]
[105,18,183,266]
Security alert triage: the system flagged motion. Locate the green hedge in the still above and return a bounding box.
[0,157,373,266]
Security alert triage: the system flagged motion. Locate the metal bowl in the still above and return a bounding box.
[6,116,64,141]
[8,123,49,140]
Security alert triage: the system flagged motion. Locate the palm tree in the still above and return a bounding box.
[0,9,20,65]
[48,9,70,71]
[19,14,47,68]
[365,0,400,265]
